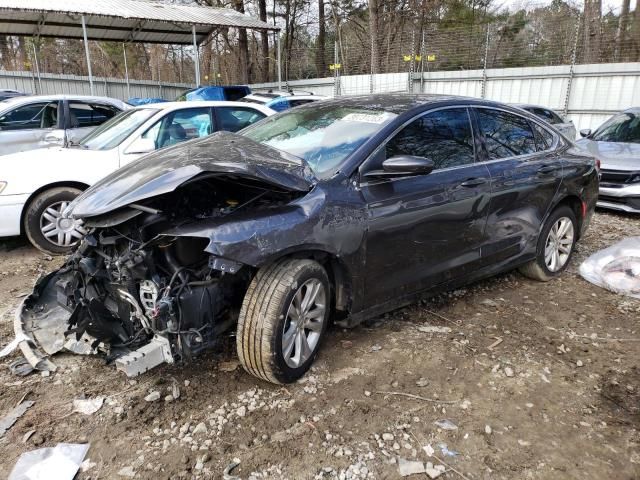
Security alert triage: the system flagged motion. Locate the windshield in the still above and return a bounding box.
[79,108,158,150]
[240,105,398,177]
[592,112,640,143]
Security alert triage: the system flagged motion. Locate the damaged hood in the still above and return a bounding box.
[70,131,316,218]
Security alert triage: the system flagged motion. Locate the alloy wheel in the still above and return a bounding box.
[544,216,574,273]
[282,278,327,368]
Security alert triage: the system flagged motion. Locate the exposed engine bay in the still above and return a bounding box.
[16,174,302,376]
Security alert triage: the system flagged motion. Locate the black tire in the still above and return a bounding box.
[24,187,83,255]
[518,205,578,282]
[237,258,330,384]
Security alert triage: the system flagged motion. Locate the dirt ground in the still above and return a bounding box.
[0,210,639,480]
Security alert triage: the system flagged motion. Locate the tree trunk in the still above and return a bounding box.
[369,0,380,74]
[316,0,326,77]
[614,0,631,60]
[583,0,602,63]
[258,0,269,82]
[233,0,249,84]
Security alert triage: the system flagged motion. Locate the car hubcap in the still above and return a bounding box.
[544,217,574,273]
[40,201,87,247]
[282,278,326,368]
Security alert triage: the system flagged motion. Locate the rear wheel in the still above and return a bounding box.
[519,205,577,282]
[237,259,330,384]
[24,187,86,255]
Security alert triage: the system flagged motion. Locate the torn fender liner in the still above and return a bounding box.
[70,131,316,218]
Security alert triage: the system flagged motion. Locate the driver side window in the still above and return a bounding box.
[142,107,212,149]
[385,108,475,171]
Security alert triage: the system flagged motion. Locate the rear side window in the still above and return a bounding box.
[531,122,555,151]
[386,108,475,170]
[476,109,536,159]
[0,102,58,130]
[532,107,563,125]
[215,107,266,132]
[69,102,119,128]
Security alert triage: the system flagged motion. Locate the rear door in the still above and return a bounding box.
[65,101,120,145]
[0,100,61,155]
[360,107,492,304]
[474,107,563,265]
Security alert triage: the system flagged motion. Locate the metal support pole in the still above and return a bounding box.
[192,25,201,87]
[333,40,339,96]
[122,43,131,99]
[276,32,282,91]
[420,30,426,93]
[408,30,416,93]
[564,14,582,117]
[81,15,94,95]
[481,25,490,99]
[31,42,42,94]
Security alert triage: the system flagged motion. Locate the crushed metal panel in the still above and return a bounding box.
[115,335,174,377]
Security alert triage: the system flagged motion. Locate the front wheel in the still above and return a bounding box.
[236,259,330,384]
[24,187,87,255]
[519,205,577,282]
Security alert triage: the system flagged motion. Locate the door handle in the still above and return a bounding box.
[537,165,556,175]
[459,177,487,187]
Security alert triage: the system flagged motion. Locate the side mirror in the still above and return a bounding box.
[580,129,592,138]
[125,137,156,155]
[364,155,435,179]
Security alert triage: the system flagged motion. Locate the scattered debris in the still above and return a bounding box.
[22,430,36,443]
[416,377,430,387]
[504,367,515,377]
[8,443,89,480]
[375,391,458,404]
[9,358,34,377]
[398,458,425,476]
[576,360,584,367]
[438,443,459,457]
[79,458,96,473]
[370,344,383,351]
[487,337,503,350]
[72,397,104,415]
[144,391,161,402]
[425,462,446,479]
[434,419,458,431]
[219,360,240,372]
[484,425,492,435]
[417,325,452,334]
[223,458,242,480]
[0,400,35,438]
[423,444,435,456]
[480,299,499,308]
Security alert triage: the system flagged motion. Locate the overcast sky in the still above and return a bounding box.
[503,0,637,13]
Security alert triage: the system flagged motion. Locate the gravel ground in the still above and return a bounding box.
[0,210,639,480]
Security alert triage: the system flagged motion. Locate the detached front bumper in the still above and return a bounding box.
[598,184,640,214]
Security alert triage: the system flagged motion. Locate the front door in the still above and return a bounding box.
[359,107,492,304]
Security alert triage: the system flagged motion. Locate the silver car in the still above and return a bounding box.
[577,108,640,213]
[0,95,129,156]
[512,104,577,140]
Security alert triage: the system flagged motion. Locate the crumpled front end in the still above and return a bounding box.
[15,173,305,376]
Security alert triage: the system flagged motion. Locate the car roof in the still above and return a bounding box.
[130,100,274,113]
[0,94,126,108]
[288,93,516,115]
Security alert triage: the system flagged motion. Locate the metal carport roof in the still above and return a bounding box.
[0,0,279,44]
[0,0,282,93]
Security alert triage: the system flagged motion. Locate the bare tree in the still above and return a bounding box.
[614,0,631,60]
[583,0,602,62]
[258,0,270,82]
[316,0,326,77]
[369,0,380,74]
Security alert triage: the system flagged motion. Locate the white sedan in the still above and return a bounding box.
[0,101,275,253]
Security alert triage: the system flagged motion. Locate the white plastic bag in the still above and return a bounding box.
[8,443,89,480]
[579,237,640,299]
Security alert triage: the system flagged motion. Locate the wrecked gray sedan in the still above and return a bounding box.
[15,95,598,384]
